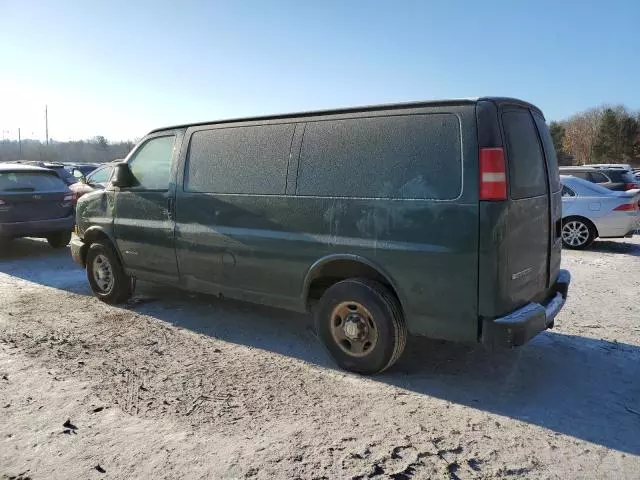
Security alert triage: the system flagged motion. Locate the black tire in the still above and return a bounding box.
[86,241,134,304]
[46,231,72,248]
[315,278,407,375]
[561,217,596,250]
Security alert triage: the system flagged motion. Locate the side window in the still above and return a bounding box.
[185,124,294,194]
[588,172,609,184]
[532,114,561,193]
[502,110,546,199]
[87,166,113,184]
[297,114,462,199]
[128,135,176,190]
[561,185,575,197]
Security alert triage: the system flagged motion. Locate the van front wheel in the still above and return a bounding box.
[315,278,407,375]
[86,241,134,304]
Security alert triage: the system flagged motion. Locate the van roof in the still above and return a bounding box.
[149,97,542,134]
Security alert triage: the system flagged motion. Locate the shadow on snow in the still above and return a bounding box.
[1,237,639,454]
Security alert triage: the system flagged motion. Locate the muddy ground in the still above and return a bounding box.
[1,237,639,479]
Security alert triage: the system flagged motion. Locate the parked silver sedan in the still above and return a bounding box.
[561,175,640,249]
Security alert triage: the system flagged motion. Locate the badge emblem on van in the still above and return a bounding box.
[512,267,533,280]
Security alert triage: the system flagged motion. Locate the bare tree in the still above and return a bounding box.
[562,107,605,165]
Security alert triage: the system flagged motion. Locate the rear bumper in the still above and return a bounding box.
[70,237,87,267]
[482,269,571,348]
[596,213,639,238]
[0,215,74,238]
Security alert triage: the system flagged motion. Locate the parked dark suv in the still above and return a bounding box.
[71,97,570,374]
[0,164,74,247]
[559,166,640,191]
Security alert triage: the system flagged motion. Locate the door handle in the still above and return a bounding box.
[167,197,174,220]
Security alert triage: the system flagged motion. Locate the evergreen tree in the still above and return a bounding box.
[593,108,639,162]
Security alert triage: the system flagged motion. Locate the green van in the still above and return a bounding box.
[71,98,570,374]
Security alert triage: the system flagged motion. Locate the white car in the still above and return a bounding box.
[561,175,640,249]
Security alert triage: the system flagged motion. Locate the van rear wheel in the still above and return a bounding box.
[315,278,407,375]
[86,241,134,304]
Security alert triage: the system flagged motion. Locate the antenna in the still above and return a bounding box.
[45,105,49,145]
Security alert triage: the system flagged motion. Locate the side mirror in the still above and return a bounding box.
[111,162,136,188]
[72,168,87,183]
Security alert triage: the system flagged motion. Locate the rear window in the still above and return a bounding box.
[185,124,294,194]
[297,114,462,199]
[566,171,589,180]
[588,171,609,184]
[532,114,561,193]
[604,170,635,183]
[502,110,546,199]
[0,172,67,192]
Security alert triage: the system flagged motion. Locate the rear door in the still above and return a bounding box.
[532,113,562,288]
[0,171,72,222]
[501,107,550,307]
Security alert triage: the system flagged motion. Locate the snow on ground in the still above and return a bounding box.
[1,237,639,479]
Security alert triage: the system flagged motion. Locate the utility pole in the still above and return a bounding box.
[45,105,49,146]
[18,128,22,156]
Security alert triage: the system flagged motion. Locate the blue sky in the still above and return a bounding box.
[1,0,638,141]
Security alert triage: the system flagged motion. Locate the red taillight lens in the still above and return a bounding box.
[625,183,639,190]
[479,147,507,201]
[613,202,637,211]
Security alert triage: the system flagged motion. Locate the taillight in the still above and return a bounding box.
[613,202,638,211]
[0,199,6,205]
[625,183,639,190]
[479,147,507,201]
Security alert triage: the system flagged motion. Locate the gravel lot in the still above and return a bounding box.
[1,237,639,479]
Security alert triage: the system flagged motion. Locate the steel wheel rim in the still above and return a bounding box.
[562,221,589,247]
[329,301,378,358]
[92,254,114,293]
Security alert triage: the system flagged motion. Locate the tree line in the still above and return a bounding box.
[0,136,136,164]
[550,106,640,166]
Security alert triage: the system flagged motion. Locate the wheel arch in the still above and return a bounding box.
[81,227,125,267]
[302,254,405,313]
